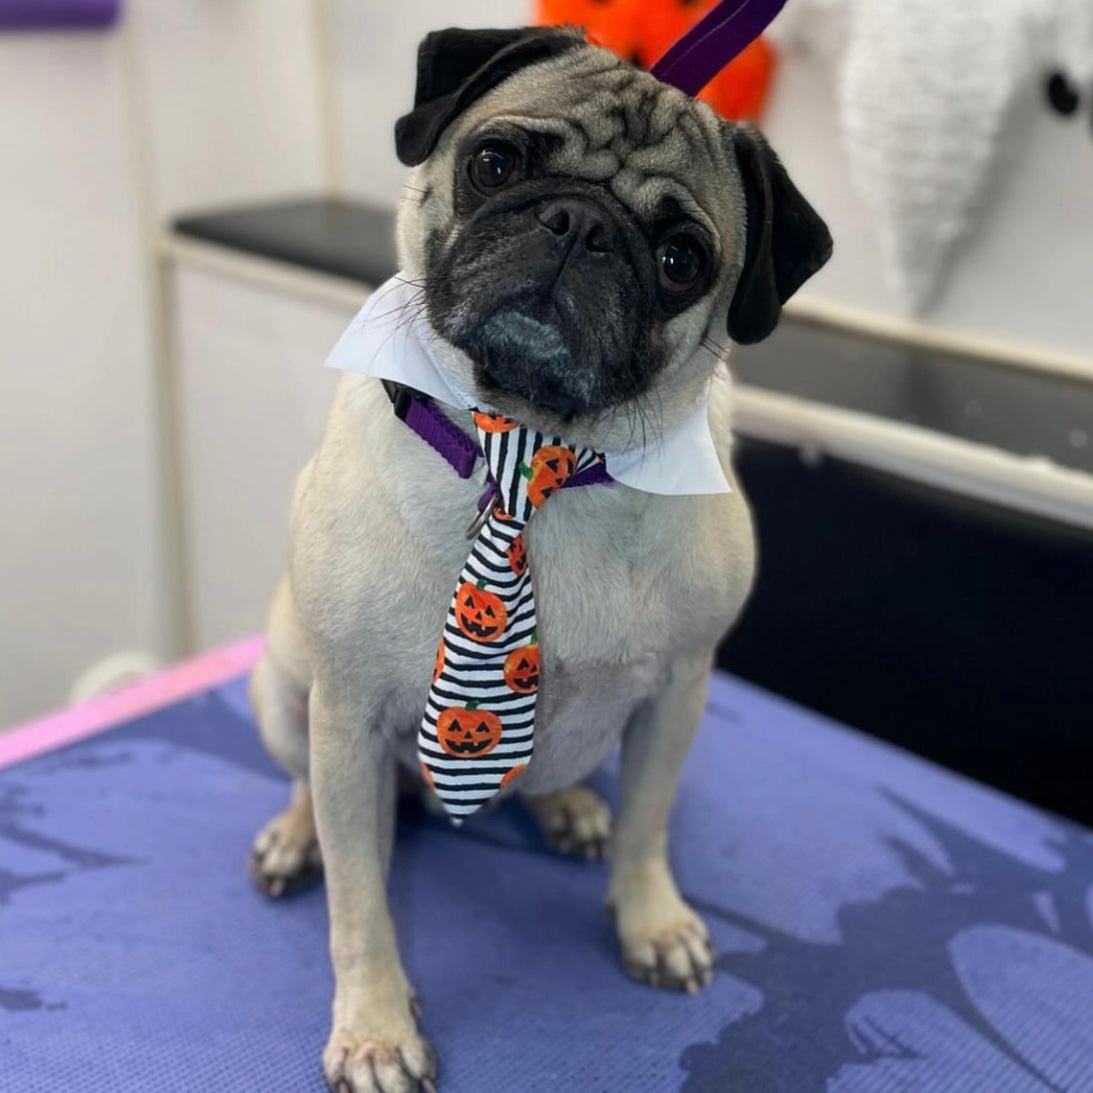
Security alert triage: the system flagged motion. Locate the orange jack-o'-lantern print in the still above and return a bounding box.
[503,641,540,695]
[500,764,527,789]
[524,445,578,507]
[507,535,528,577]
[474,411,518,434]
[455,580,507,643]
[436,704,504,758]
[433,638,445,683]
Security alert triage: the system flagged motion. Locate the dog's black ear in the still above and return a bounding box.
[726,127,833,345]
[395,26,582,167]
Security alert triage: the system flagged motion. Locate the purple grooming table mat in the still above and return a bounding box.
[3,648,1093,1091]
[0,1,118,29]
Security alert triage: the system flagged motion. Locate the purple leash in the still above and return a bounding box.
[650,0,788,97]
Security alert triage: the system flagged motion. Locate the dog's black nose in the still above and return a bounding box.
[537,198,617,254]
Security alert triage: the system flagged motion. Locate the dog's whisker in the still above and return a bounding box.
[701,337,730,360]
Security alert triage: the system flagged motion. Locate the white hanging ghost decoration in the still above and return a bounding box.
[772,0,1093,312]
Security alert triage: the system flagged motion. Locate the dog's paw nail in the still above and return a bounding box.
[620,901,715,993]
[421,1079,438,1093]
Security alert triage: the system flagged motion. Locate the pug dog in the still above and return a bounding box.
[247,25,831,1093]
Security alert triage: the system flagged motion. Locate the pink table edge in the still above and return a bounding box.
[0,635,266,771]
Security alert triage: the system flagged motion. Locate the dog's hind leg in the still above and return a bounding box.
[524,784,613,860]
[249,576,321,898]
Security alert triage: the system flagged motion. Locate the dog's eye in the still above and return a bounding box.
[656,235,704,291]
[469,142,521,194]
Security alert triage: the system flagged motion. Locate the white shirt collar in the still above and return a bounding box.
[327,273,731,496]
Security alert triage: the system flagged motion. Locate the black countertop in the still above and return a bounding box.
[175,198,400,290]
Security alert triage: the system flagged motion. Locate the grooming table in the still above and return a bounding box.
[3,642,1091,1091]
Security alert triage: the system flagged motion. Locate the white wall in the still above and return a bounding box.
[327,0,531,205]
[126,1,328,219]
[0,31,162,727]
[0,4,326,726]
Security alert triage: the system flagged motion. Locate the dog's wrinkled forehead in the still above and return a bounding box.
[448,51,733,233]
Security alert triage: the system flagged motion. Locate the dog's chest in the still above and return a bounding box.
[382,484,734,790]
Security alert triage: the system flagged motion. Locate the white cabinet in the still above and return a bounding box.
[168,247,362,649]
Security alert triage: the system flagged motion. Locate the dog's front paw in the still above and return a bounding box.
[323,1025,437,1093]
[525,784,612,860]
[619,908,714,994]
[610,867,715,994]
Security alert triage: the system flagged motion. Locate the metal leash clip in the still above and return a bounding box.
[466,484,501,540]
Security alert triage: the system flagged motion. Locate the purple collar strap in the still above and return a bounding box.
[650,0,787,96]
[384,382,614,500]
[388,382,480,479]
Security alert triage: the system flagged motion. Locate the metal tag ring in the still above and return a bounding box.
[465,499,500,540]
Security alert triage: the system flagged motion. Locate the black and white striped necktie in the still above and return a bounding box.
[418,411,602,821]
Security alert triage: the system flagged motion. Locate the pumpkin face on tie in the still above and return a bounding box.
[507,535,528,577]
[503,643,540,694]
[455,581,507,642]
[527,446,577,507]
[433,638,445,683]
[499,764,527,789]
[436,705,504,757]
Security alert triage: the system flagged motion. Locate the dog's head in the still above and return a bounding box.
[395,27,832,444]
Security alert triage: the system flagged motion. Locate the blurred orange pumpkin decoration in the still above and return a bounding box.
[536,0,776,122]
